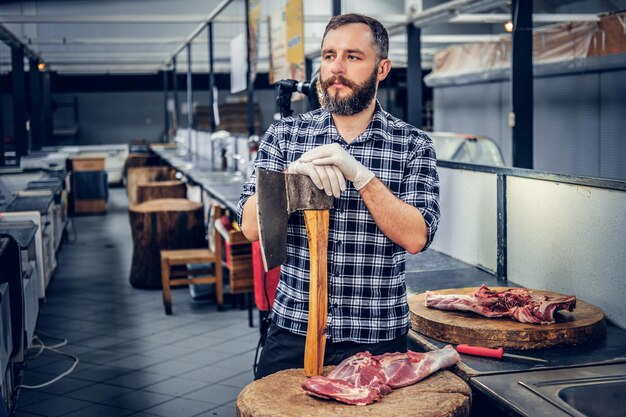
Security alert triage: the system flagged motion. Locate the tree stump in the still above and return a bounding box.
[123,152,161,178]
[129,199,206,289]
[126,166,176,207]
[136,180,187,205]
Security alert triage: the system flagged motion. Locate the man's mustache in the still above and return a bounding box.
[320,75,358,90]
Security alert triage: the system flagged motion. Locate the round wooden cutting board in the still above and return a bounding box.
[237,367,471,417]
[408,287,606,350]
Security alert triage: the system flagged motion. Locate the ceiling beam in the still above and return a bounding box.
[0,13,408,25]
[0,23,41,61]
[26,33,504,46]
[449,13,601,23]
[0,14,208,24]
[26,37,236,46]
[387,0,505,36]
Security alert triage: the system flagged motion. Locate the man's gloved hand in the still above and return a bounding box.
[287,159,346,198]
[300,143,375,190]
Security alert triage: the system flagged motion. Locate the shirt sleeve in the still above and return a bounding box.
[400,130,441,250]
[236,122,286,227]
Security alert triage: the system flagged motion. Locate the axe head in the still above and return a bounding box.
[256,167,334,272]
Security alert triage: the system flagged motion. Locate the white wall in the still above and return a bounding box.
[430,167,498,272]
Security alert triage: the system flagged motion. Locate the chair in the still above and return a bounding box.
[214,213,255,325]
[159,208,224,315]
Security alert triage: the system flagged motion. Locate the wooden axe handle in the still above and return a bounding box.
[303,209,329,377]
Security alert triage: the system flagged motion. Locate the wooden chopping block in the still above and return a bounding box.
[237,367,471,417]
[303,209,329,377]
[409,287,606,350]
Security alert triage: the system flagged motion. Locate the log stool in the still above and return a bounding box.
[237,368,471,417]
[136,180,187,205]
[160,248,223,314]
[123,152,160,178]
[126,166,176,206]
[129,198,205,289]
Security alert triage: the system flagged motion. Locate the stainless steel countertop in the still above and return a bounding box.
[151,147,246,213]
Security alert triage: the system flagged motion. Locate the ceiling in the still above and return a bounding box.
[0,0,624,75]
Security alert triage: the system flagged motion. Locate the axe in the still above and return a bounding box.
[256,168,334,376]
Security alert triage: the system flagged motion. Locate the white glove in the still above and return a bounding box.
[287,160,346,198]
[300,143,375,190]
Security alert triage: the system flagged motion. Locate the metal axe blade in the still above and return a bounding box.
[256,167,333,272]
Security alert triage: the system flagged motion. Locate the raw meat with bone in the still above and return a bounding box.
[425,285,576,324]
[301,346,460,405]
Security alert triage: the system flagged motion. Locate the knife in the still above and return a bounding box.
[456,344,548,363]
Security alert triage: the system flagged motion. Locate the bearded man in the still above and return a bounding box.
[238,13,440,379]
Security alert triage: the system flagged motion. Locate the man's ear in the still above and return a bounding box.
[377,59,392,81]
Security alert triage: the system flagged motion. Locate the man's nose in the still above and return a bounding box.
[330,58,346,74]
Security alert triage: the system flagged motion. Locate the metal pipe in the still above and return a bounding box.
[207,22,216,133]
[12,46,28,161]
[29,58,43,151]
[0,24,41,61]
[186,43,193,155]
[245,0,255,138]
[510,0,533,169]
[166,0,232,65]
[496,173,507,280]
[0,47,4,166]
[450,13,600,23]
[406,24,422,128]
[163,68,169,142]
[42,71,52,147]
[332,0,341,17]
[172,57,180,129]
[387,0,503,36]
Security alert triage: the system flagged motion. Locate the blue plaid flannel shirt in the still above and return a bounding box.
[237,103,440,343]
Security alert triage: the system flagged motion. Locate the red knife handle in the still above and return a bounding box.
[456,344,504,359]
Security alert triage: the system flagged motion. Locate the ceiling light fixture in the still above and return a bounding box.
[37,62,46,71]
[504,19,514,32]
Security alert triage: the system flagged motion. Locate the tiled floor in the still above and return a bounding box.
[13,188,258,417]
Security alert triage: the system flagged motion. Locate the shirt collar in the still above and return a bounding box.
[310,100,391,142]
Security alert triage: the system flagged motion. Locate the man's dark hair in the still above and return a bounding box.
[322,13,389,61]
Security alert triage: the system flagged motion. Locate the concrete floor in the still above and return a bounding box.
[12,187,485,417]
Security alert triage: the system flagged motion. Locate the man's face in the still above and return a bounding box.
[318,23,385,116]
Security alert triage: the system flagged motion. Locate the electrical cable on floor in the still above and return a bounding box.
[65,218,77,243]
[13,332,80,391]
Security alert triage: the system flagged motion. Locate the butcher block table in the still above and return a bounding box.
[237,367,471,417]
[408,287,606,350]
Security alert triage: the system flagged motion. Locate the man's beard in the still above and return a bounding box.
[318,68,378,116]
